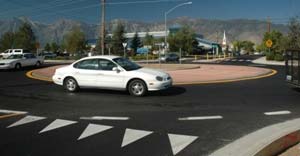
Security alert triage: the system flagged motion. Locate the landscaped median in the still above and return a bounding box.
[26,64,277,85]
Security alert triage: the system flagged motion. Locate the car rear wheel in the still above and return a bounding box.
[64,77,79,92]
[14,63,21,70]
[128,79,147,97]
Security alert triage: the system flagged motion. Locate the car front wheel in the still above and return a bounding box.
[128,79,147,97]
[64,77,79,92]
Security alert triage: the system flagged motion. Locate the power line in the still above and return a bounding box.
[0,0,90,17]
[105,0,187,5]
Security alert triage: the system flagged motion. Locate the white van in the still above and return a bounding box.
[0,49,31,59]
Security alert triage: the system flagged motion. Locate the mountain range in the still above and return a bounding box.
[0,17,289,46]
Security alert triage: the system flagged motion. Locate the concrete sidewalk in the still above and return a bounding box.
[252,56,285,66]
[27,64,275,85]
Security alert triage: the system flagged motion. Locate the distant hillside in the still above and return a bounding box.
[0,17,289,46]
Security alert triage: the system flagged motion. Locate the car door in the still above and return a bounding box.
[21,54,32,66]
[96,59,125,89]
[72,59,102,87]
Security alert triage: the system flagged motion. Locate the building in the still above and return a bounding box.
[87,26,220,54]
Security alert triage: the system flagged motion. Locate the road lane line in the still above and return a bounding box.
[0,109,27,114]
[168,134,198,155]
[178,116,223,121]
[80,116,130,121]
[264,111,291,116]
[0,113,23,120]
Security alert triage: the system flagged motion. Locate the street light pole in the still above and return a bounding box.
[164,2,192,53]
[100,0,106,55]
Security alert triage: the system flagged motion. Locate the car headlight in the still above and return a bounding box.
[156,76,163,81]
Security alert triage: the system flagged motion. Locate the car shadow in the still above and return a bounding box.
[74,86,186,97]
[292,87,300,93]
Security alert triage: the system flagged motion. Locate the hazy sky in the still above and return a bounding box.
[0,0,299,24]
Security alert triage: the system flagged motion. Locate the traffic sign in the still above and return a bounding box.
[122,43,127,48]
[266,39,273,48]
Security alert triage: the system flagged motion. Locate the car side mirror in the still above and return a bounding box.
[112,67,121,73]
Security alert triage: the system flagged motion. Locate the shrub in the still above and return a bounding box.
[266,53,275,60]
[274,54,284,61]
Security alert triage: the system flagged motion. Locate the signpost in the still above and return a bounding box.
[266,39,273,56]
[122,43,127,58]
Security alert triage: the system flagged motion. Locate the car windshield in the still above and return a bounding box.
[113,57,141,71]
[7,55,23,59]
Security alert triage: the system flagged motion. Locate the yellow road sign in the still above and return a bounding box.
[266,39,273,48]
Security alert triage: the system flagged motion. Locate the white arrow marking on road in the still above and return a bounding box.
[78,124,113,140]
[80,116,130,121]
[7,115,46,128]
[121,129,153,147]
[168,134,198,155]
[39,119,77,133]
[264,111,291,116]
[0,109,27,114]
[178,116,223,121]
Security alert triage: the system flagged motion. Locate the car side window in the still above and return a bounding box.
[98,59,116,71]
[74,59,99,70]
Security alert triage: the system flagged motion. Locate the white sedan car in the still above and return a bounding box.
[52,56,172,96]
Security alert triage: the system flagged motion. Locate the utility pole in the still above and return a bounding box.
[267,16,271,33]
[100,0,106,55]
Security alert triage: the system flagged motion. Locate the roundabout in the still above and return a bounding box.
[26,63,277,85]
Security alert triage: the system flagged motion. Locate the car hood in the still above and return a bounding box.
[0,59,19,64]
[134,67,169,77]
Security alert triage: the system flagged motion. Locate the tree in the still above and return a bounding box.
[44,43,51,52]
[143,32,154,46]
[50,42,60,52]
[14,23,36,51]
[111,22,127,55]
[285,17,300,49]
[130,32,142,54]
[241,41,255,53]
[167,26,196,55]
[0,31,14,51]
[262,30,284,53]
[63,27,86,54]
[232,40,243,52]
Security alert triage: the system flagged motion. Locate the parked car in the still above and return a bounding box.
[39,52,57,59]
[52,55,173,96]
[0,53,44,70]
[160,53,179,62]
[0,49,31,59]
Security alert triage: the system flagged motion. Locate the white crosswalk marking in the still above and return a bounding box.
[121,129,153,147]
[39,119,77,133]
[168,134,198,155]
[7,115,46,128]
[78,124,113,140]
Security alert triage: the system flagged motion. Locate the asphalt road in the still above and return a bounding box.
[0,56,300,156]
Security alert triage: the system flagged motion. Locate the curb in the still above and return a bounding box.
[26,70,53,82]
[209,118,300,156]
[255,130,300,156]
